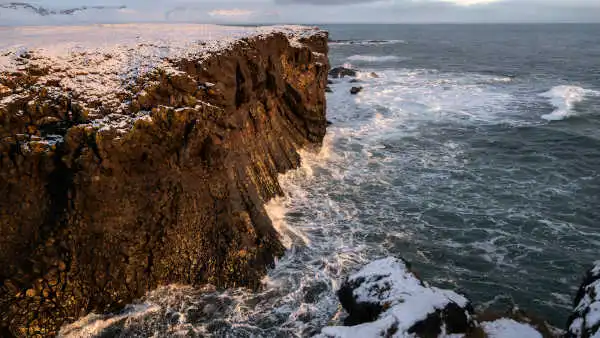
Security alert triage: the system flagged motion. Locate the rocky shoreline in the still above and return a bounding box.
[317,257,599,338]
[318,67,599,338]
[0,24,328,337]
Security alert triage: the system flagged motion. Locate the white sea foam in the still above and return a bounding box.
[346,55,407,63]
[540,85,599,121]
[59,303,161,337]
[329,39,406,46]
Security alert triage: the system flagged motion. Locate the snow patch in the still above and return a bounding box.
[482,319,543,338]
[0,24,322,114]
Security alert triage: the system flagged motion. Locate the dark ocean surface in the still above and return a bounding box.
[62,24,600,337]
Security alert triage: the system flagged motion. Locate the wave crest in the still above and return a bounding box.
[540,85,599,121]
[329,39,406,46]
[347,55,407,63]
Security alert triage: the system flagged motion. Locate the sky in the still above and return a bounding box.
[2,0,600,23]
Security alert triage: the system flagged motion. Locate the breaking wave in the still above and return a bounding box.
[329,39,406,46]
[346,55,408,63]
[540,85,599,121]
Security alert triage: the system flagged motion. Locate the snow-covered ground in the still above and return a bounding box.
[0,24,319,113]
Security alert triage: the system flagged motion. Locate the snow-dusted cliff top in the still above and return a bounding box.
[0,24,323,113]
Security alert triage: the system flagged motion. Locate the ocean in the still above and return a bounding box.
[61,24,600,337]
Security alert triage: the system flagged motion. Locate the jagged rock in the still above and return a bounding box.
[320,257,475,337]
[567,262,600,338]
[350,87,363,95]
[0,24,329,337]
[369,72,380,78]
[329,66,358,79]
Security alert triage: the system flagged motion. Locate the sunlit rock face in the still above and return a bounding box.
[0,24,328,337]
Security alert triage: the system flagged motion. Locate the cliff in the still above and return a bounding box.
[0,24,329,337]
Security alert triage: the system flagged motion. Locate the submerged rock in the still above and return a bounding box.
[350,87,363,95]
[329,66,358,79]
[567,262,600,338]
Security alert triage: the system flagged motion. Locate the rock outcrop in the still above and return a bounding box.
[329,67,357,79]
[567,262,600,338]
[0,24,328,337]
[350,87,363,95]
[320,257,476,338]
[319,257,556,338]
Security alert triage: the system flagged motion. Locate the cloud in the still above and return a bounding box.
[2,0,599,24]
[208,9,255,17]
[275,0,384,5]
[440,0,503,5]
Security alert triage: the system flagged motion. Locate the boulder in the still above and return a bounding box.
[567,262,600,338]
[369,72,380,78]
[318,257,558,338]
[320,257,475,337]
[329,66,358,79]
[350,87,363,95]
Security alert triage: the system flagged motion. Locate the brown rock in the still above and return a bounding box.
[0,27,329,336]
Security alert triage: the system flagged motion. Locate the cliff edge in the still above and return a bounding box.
[0,24,329,337]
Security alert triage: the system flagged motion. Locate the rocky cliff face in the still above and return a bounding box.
[0,24,328,337]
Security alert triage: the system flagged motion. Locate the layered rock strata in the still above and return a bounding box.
[0,24,328,337]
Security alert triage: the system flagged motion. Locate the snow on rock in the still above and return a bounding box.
[319,257,475,337]
[0,23,324,146]
[567,261,600,338]
[482,319,543,338]
[0,24,319,110]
